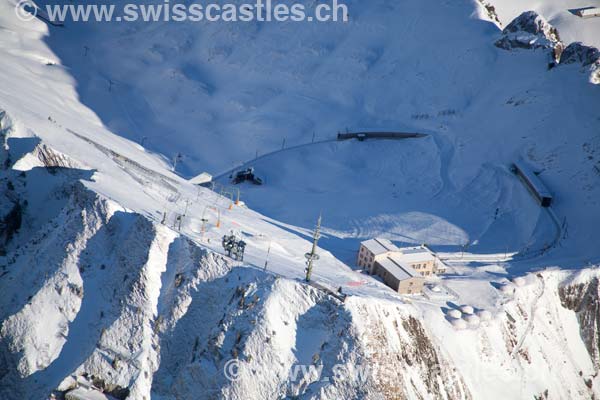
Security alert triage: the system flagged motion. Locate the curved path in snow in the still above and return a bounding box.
[211,137,338,181]
[511,274,546,359]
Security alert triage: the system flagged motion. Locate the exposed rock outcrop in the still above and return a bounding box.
[558,42,600,83]
[495,11,560,50]
[494,10,600,82]
[560,42,600,67]
[476,0,501,27]
[559,275,600,369]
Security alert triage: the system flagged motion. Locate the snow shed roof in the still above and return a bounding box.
[361,238,399,255]
[576,7,600,18]
[376,254,421,281]
[189,172,212,185]
[513,160,552,199]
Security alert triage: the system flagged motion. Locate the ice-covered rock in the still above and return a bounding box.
[447,309,463,319]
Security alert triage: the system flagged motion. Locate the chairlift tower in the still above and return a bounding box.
[304,214,322,282]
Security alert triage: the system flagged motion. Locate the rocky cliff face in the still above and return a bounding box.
[560,275,600,369]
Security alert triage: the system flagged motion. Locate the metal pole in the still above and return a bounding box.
[201,218,208,239]
[183,199,190,217]
[264,241,271,271]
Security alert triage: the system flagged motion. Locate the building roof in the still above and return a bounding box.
[397,247,435,263]
[376,254,421,281]
[189,172,213,185]
[361,238,399,255]
[576,7,600,17]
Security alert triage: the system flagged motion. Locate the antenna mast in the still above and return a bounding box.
[304,214,322,282]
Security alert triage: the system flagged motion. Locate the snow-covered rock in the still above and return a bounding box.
[463,314,480,327]
[511,276,526,287]
[494,11,561,54]
[450,318,468,330]
[460,305,475,315]
[559,270,600,369]
[498,282,514,294]
[560,42,600,67]
[65,387,112,400]
[476,310,493,322]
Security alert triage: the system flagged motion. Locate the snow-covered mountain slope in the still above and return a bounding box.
[1,0,600,399]
[0,149,598,400]
[31,0,600,266]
